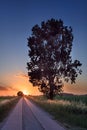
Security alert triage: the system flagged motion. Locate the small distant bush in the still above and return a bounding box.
[17,91,24,96]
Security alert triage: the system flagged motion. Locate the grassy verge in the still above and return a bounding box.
[0,96,15,101]
[0,96,20,122]
[28,95,87,130]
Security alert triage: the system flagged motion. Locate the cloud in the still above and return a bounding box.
[8,86,19,91]
[15,72,28,79]
[0,86,8,91]
[0,84,18,92]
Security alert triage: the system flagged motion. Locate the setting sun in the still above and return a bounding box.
[23,90,29,95]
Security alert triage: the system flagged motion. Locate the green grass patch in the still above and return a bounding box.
[0,96,20,122]
[0,96,15,102]
[55,94,87,105]
[28,95,87,130]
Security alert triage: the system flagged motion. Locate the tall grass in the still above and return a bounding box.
[55,94,87,105]
[0,96,20,122]
[29,95,87,129]
[0,96,15,101]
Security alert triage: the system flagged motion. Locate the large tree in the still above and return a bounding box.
[27,18,82,99]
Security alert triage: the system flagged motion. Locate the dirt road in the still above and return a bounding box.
[1,97,66,130]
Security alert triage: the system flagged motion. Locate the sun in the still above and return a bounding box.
[23,90,29,95]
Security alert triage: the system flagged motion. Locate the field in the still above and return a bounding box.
[29,94,87,130]
[0,96,20,122]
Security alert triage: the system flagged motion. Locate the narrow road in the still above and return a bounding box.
[1,97,66,130]
[22,98,43,130]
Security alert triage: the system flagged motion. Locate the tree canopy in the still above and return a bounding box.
[27,18,82,99]
[17,91,24,96]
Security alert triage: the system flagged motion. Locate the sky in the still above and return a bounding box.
[0,0,87,96]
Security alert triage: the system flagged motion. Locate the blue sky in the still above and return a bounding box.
[0,0,87,95]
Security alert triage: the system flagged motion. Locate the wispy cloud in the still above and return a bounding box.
[8,86,19,91]
[0,84,19,91]
[15,72,28,79]
[0,86,8,91]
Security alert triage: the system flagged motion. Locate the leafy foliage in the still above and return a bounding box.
[27,18,82,99]
[17,91,24,96]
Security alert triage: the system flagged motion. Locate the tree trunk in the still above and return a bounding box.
[49,90,53,100]
[48,76,54,100]
[49,84,54,100]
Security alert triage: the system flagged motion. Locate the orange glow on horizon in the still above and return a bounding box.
[0,72,42,96]
[22,90,29,95]
[0,72,87,96]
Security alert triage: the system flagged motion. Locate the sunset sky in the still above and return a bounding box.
[0,0,87,96]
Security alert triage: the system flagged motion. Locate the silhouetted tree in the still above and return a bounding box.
[17,91,24,96]
[27,18,82,99]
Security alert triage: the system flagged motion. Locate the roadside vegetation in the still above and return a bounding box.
[0,96,20,122]
[28,94,87,130]
[0,96,14,101]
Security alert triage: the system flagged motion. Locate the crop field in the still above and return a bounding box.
[29,94,87,130]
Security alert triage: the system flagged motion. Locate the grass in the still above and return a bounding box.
[55,94,87,105]
[0,96,20,122]
[28,94,87,130]
[0,96,15,101]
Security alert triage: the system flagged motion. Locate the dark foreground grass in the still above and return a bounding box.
[28,95,87,130]
[0,96,20,122]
